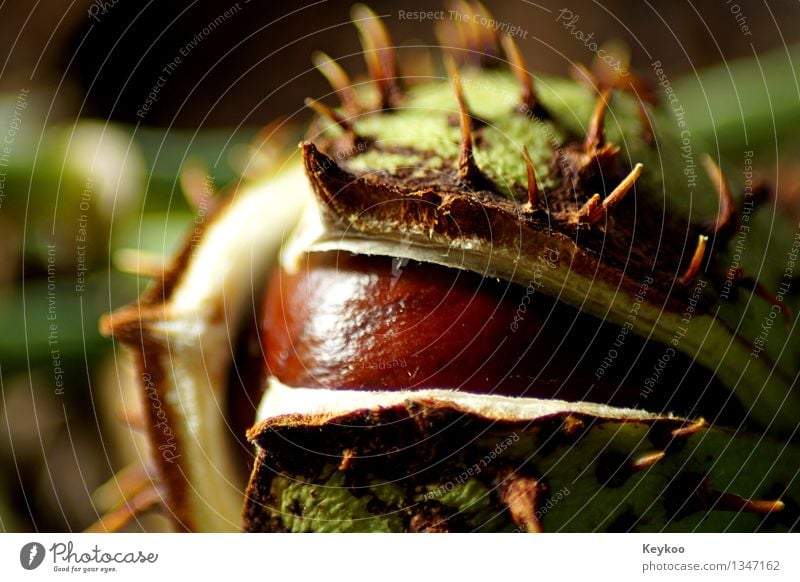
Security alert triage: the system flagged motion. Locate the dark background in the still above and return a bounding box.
[2,0,799,127]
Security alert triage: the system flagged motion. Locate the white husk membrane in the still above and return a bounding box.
[145,162,311,530]
[257,377,664,423]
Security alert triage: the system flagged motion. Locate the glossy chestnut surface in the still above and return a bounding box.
[259,250,741,415]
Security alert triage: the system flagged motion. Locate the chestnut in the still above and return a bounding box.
[260,251,740,421]
[102,4,799,533]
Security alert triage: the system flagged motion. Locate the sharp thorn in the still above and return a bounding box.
[630,450,666,471]
[446,57,485,188]
[671,418,706,439]
[585,88,612,152]
[312,51,358,113]
[562,414,585,436]
[678,235,709,286]
[455,83,476,181]
[434,20,461,63]
[577,163,643,224]
[716,492,785,515]
[339,449,356,471]
[305,97,353,135]
[522,145,540,207]
[570,63,595,87]
[500,34,546,117]
[590,40,631,88]
[571,49,658,108]
[576,193,602,223]
[702,154,736,236]
[448,0,480,58]
[497,471,545,533]
[599,162,642,215]
[397,46,435,86]
[473,1,500,57]
[351,4,398,109]
[361,45,386,106]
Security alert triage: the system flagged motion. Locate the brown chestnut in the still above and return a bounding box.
[259,250,739,418]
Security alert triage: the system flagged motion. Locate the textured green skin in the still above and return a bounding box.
[248,414,799,532]
[329,69,651,200]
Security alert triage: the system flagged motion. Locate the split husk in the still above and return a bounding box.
[103,4,800,532]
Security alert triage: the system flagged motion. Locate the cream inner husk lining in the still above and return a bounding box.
[257,376,665,424]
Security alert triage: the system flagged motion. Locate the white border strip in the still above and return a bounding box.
[0,533,794,581]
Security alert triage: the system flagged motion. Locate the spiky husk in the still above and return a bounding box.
[102,4,800,532]
[245,383,798,532]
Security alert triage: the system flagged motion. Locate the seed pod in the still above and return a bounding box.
[103,7,800,532]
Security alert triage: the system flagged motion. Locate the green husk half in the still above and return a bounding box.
[245,381,798,532]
